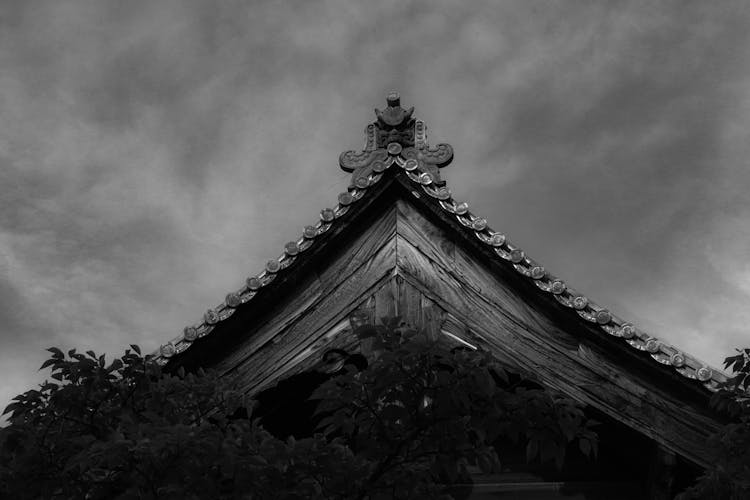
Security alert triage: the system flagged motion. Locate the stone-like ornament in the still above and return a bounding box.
[471,218,488,231]
[320,208,336,222]
[265,259,281,273]
[645,339,660,353]
[696,366,713,382]
[160,343,176,358]
[572,296,588,310]
[489,233,506,247]
[204,309,220,325]
[339,93,453,186]
[338,192,354,206]
[183,326,199,342]
[246,276,262,290]
[550,280,566,295]
[530,266,546,280]
[509,249,525,263]
[225,292,242,308]
[670,352,685,367]
[619,324,636,339]
[284,241,300,256]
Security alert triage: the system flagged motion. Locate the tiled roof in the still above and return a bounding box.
[153,141,727,392]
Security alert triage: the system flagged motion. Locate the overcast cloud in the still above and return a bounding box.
[1,0,750,412]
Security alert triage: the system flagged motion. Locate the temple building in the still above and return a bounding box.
[154,94,726,499]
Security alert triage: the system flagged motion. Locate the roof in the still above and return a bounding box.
[153,94,726,394]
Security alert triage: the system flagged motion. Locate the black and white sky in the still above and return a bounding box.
[2,1,750,411]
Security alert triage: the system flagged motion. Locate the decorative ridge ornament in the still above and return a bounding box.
[375,92,414,130]
[340,92,454,186]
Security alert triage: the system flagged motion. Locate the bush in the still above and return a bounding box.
[1,320,598,499]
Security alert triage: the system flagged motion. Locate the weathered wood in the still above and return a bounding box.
[235,237,398,395]
[268,280,403,383]
[395,199,456,271]
[396,196,718,392]
[395,276,422,329]
[373,273,398,322]
[397,199,546,318]
[394,232,719,467]
[243,274,454,389]
[420,293,443,341]
[316,205,397,292]
[217,273,323,375]
[218,205,397,376]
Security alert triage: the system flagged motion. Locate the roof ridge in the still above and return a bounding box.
[152,144,728,392]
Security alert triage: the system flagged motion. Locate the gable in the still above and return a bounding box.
[153,91,728,469]
[157,169,724,468]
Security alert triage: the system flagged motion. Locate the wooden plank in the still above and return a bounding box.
[216,273,324,375]
[237,249,395,394]
[395,199,455,271]
[394,234,718,467]
[396,199,532,312]
[217,206,397,375]
[264,280,399,384]
[420,293,443,341]
[396,276,423,329]
[396,199,718,401]
[234,237,398,394]
[317,204,397,292]
[374,274,398,322]
[396,211,694,413]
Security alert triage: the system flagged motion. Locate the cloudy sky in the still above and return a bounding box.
[1,0,749,412]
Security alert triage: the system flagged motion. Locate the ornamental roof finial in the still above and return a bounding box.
[375,91,414,129]
[339,93,453,187]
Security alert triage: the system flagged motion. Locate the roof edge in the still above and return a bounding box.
[152,144,728,393]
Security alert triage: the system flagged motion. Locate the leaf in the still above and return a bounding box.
[47,347,64,359]
[39,359,57,370]
[108,359,123,372]
[130,344,141,355]
[2,402,20,415]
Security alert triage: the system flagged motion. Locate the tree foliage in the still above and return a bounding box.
[677,348,750,500]
[1,320,598,499]
[312,319,598,499]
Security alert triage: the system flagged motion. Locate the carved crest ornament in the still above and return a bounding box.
[339,92,453,187]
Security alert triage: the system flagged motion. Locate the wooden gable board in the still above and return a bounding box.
[163,169,723,468]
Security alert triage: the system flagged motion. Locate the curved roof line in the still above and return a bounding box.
[152,147,727,392]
